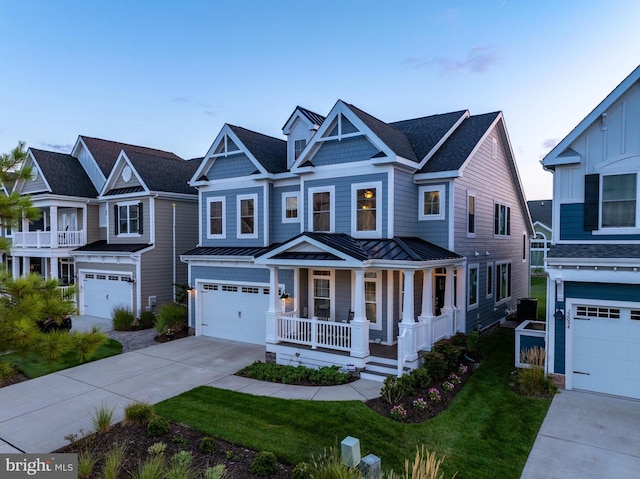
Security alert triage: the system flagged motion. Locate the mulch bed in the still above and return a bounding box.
[366,363,476,423]
[56,421,292,479]
[0,370,29,388]
[154,328,190,343]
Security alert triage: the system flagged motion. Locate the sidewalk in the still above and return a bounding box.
[0,336,381,453]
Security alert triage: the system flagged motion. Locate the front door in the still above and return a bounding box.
[435,275,446,316]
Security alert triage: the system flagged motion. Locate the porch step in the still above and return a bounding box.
[360,360,409,382]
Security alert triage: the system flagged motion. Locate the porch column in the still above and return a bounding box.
[399,270,418,362]
[265,266,280,344]
[419,268,434,319]
[50,258,59,281]
[441,265,456,339]
[455,265,466,332]
[11,256,20,278]
[50,206,58,248]
[22,256,30,277]
[350,270,370,358]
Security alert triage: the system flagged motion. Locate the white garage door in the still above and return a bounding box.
[572,303,640,399]
[82,273,133,319]
[199,283,269,344]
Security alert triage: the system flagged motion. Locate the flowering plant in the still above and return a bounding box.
[458,363,468,374]
[442,381,455,391]
[448,373,461,384]
[412,398,428,411]
[428,387,442,402]
[390,405,407,421]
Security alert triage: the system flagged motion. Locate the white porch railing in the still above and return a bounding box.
[398,311,455,365]
[58,286,77,303]
[13,230,84,248]
[397,328,408,377]
[276,314,352,352]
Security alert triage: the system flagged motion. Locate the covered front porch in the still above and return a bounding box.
[255,233,466,374]
[11,203,87,249]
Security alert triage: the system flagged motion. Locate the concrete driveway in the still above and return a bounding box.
[521,389,640,478]
[0,335,381,454]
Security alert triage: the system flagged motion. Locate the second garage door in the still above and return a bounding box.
[82,273,133,319]
[572,302,640,399]
[199,283,269,344]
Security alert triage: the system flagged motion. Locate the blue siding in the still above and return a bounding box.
[335,270,352,322]
[565,281,640,302]
[200,186,264,246]
[311,136,380,167]
[206,153,257,179]
[270,184,301,243]
[417,183,449,247]
[393,169,418,237]
[304,173,388,236]
[465,262,504,333]
[560,203,640,240]
[554,311,565,374]
[521,335,544,351]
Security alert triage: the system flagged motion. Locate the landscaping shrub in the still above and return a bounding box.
[159,303,188,332]
[249,451,278,477]
[432,341,463,370]
[203,465,228,479]
[238,361,350,386]
[199,436,217,453]
[40,330,72,362]
[408,367,431,390]
[422,352,448,381]
[466,330,479,354]
[310,449,361,479]
[72,327,107,363]
[147,442,167,456]
[381,375,413,404]
[101,441,127,479]
[112,307,135,331]
[77,451,96,479]
[147,416,170,437]
[91,404,114,433]
[138,311,156,330]
[291,462,311,479]
[309,365,350,385]
[518,346,555,396]
[0,362,15,382]
[131,455,165,479]
[166,451,193,479]
[124,401,154,424]
[385,445,456,479]
[154,313,168,334]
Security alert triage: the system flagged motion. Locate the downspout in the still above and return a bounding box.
[172,202,176,303]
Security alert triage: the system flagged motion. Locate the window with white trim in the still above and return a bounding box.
[486,262,494,298]
[312,269,332,319]
[207,197,225,238]
[468,265,479,309]
[294,139,306,160]
[282,192,299,223]
[115,201,142,236]
[467,193,476,236]
[308,186,334,233]
[494,202,511,237]
[602,173,637,227]
[237,194,257,238]
[495,262,512,303]
[364,271,381,328]
[419,185,445,220]
[352,182,382,237]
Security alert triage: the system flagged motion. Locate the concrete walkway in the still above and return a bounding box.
[0,336,381,454]
[521,389,640,478]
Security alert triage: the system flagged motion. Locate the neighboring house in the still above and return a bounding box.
[182,100,532,376]
[10,136,199,318]
[542,64,640,399]
[527,199,552,270]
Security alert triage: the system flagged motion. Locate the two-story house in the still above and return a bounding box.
[528,200,553,270]
[543,64,640,399]
[182,100,532,375]
[10,136,199,319]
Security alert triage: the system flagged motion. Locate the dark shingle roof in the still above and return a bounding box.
[346,103,418,162]
[528,200,553,228]
[29,149,98,197]
[228,125,287,174]
[390,110,467,160]
[80,136,182,177]
[74,241,150,253]
[122,151,198,195]
[548,243,640,260]
[418,112,500,173]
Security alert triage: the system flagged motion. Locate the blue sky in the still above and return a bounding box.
[1,1,639,200]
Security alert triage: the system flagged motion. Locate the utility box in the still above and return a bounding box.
[358,454,381,479]
[341,436,361,467]
[517,298,538,321]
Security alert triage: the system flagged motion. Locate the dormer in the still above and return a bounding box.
[282,106,325,169]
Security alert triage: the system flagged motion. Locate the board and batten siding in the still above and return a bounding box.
[140,198,198,311]
[200,186,264,247]
[76,143,107,192]
[205,153,257,180]
[310,136,380,167]
[452,126,530,331]
[393,169,418,237]
[107,197,151,244]
[270,184,301,243]
[303,173,388,236]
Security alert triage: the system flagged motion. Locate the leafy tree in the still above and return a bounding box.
[0,142,107,370]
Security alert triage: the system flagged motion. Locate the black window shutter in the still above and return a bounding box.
[494,204,499,235]
[138,202,144,235]
[506,207,511,236]
[584,174,600,231]
[114,205,119,235]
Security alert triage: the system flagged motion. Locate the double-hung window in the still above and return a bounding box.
[494,202,511,237]
[468,265,479,309]
[237,194,258,238]
[495,262,512,303]
[294,139,306,160]
[352,182,382,237]
[115,201,142,236]
[467,192,476,236]
[207,197,225,238]
[419,185,445,220]
[602,173,637,227]
[309,186,334,233]
[282,192,299,223]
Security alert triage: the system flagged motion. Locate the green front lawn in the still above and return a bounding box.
[156,329,550,478]
[530,276,547,320]
[3,339,122,378]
